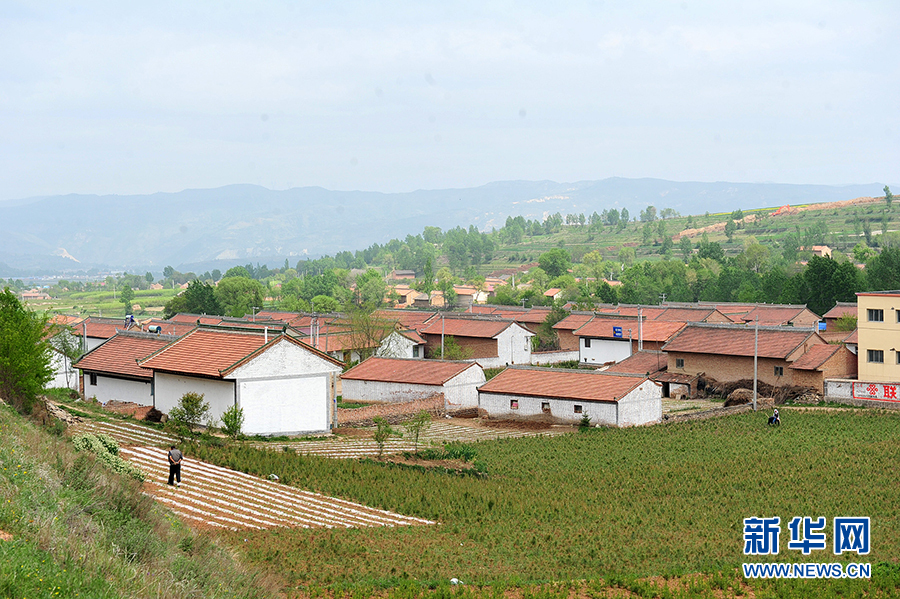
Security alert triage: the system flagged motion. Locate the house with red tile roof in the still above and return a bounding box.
[74,331,179,404]
[574,317,686,365]
[341,356,485,408]
[477,366,661,426]
[705,303,821,326]
[376,329,426,359]
[552,312,595,351]
[418,315,534,368]
[821,302,857,331]
[72,316,141,351]
[662,323,827,392]
[789,344,857,394]
[139,324,344,435]
[604,350,698,400]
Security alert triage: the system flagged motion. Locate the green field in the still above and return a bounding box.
[179,408,900,595]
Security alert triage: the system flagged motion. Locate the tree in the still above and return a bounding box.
[220,404,245,440]
[355,269,386,309]
[51,326,84,390]
[679,236,693,263]
[163,265,175,279]
[886,185,893,208]
[373,417,401,459]
[833,314,858,332]
[538,248,571,278]
[311,295,340,313]
[215,277,265,318]
[866,247,900,290]
[163,280,222,318]
[144,272,154,283]
[120,285,134,312]
[403,410,432,454]
[428,335,471,360]
[640,205,657,222]
[347,308,396,363]
[166,391,212,441]
[224,265,252,279]
[0,289,53,414]
[724,219,737,241]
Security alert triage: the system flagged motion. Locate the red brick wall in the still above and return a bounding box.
[557,330,579,351]
[422,333,498,359]
[667,352,799,387]
[821,346,858,380]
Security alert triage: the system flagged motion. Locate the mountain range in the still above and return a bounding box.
[0,178,886,276]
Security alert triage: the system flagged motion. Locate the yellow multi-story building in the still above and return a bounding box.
[857,291,900,387]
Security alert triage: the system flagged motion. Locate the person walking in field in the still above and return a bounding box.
[167,445,183,486]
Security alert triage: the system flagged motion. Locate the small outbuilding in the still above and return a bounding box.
[477,366,661,427]
[341,356,485,410]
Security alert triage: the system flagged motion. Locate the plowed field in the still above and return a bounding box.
[119,445,435,531]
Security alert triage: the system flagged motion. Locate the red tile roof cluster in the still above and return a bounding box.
[140,327,278,377]
[789,344,842,371]
[168,313,225,325]
[552,313,594,332]
[822,302,857,320]
[605,351,667,375]
[419,317,515,339]
[342,356,478,385]
[74,316,134,339]
[654,307,720,322]
[574,318,686,343]
[373,309,439,329]
[478,368,645,402]
[142,319,197,337]
[663,324,821,359]
[75,332,177,379]
[301,331,380,353]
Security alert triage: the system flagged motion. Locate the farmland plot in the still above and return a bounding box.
[73,418,177,446]
[251,420,573,458]
[119,446,435,531]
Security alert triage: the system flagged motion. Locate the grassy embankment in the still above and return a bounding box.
[0,402,277,599]
[183,408,900,597]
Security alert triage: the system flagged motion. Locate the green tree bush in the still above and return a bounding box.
[166,392,212,441]
[220,404,245,440]
[0,288,53,414]
[373,417,401,458]
[403,410,432,454]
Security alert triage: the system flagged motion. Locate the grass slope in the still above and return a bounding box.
[187,409,900,595]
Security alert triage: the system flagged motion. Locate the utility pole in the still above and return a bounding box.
[441,313,445,359]
[753,316,759,412]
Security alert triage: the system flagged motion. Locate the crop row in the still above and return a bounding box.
[118,445,435,530]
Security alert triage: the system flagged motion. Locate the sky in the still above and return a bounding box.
[1,1,898,201]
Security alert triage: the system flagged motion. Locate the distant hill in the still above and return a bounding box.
[0,179,885,275]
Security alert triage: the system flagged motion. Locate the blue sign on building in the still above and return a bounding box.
[613,326,623,338]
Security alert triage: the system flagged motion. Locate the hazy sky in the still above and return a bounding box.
[2,1,898,201]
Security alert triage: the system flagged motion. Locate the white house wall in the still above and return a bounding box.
[153,373,236,424]
[377,333,419,359]
[342,366,485,408]
[617,380,663,426]
[49,351,79,390]
[479,391,618,425]
[495,324,533,365]
[238,376,328,435]
[230,340,342,380]
[580,338,631,365]
[83,373,153,405]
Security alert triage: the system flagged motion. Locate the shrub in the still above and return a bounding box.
[167,391,212,441]
[72,432,144,481]
[220,404,245,440]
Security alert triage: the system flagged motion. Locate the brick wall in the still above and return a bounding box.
[337,394,445,426]
[422,333,498,359]
[557,330,580,351]
[668,352,799,388]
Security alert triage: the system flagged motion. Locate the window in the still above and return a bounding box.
[896,351,900,365]
[510,399,519,410]
[412,345,419,358]
[774,366,784,376]
[541,402,550,413]
[574,404,583,414]
[868,309,884,322]
[584,338,591,348]
[868,349,884,363]
[675,358,684,368]
[89,373,98,386]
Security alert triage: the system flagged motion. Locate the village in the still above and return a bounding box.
[42,277,900,437]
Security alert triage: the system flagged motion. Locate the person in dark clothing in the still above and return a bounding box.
[167,445,183,486]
